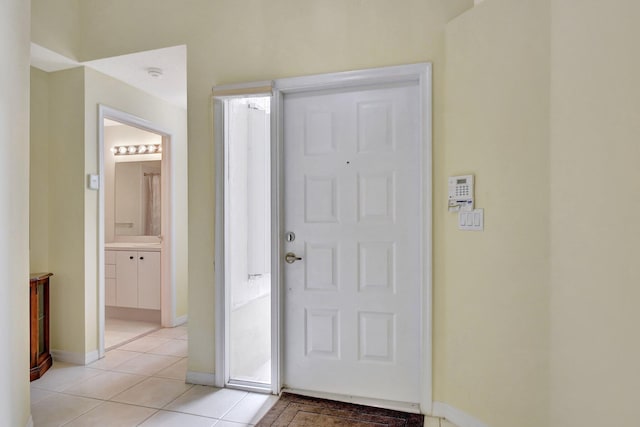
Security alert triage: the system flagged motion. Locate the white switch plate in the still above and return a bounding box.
[458,208,483,231]
[88,174,100,190]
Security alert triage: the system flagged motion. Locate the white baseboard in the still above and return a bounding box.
[107,306,161,323]
[432,402,489,427]
[51,349,99,365]
[84,350,99,364]
[186,370,216,386]
[283,388,420,414]
[25,415,33,427]
[174,315,188,326]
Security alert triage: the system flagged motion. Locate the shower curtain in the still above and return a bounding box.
[145,173,161,235]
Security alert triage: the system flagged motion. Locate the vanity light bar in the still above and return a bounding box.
[111,144,162,156]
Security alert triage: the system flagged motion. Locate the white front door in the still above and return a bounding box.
[282,79,423,404]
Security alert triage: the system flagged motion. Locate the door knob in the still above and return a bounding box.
[285,252,302,264]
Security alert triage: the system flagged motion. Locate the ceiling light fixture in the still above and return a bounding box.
[112,144,162,156]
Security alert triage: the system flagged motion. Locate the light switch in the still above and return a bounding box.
[458,209,483,231]
[88,174,100,190]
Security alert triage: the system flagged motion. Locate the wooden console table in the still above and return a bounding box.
[30,272,53,381]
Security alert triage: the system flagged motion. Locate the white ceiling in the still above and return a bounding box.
[104,118,124,127]
[31,44,187,110]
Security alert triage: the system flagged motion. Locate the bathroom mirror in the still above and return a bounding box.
[114,160,161,236]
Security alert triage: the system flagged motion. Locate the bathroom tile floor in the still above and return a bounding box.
[31,325,278,426]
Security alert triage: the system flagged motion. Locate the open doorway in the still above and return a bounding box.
[98,106,174,355]
[219,96,273,391]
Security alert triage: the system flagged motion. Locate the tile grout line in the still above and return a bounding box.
[51,372,149,402]
[106,326,164,352]
[217,391,251,423]
[108,355,185,377]
[143,338,189,357]
[135,408,162,426]
[86,350,147,372]
[156,381,197,410]
[58,397,104,427]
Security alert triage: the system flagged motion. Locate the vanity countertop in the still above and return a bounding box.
[105,242,161,251]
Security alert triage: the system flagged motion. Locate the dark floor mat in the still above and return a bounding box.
[256,393,424,426]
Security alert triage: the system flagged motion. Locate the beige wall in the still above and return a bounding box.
[32,0,81,60]
[444,0,640,425]
[441,1,550,426]
[549,0,640,425]
[0,0,32,424]
[48,67,88,354]
[31,68,51,272]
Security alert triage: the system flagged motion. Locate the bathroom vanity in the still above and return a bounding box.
[105,243,161,310]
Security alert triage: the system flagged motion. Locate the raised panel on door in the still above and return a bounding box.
[116,251,138,308]
[137,251,161,310]
[283,81,422,404]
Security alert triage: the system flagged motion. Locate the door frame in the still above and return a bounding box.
[213,87,277,394]
[97,105,175,358]
[212,64,432,409]
[272,63,433,412]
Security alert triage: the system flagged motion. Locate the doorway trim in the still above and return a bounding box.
[97,105,175,358]
[213,86,277,394]
[271,63,433,412]
[212,64,432,410]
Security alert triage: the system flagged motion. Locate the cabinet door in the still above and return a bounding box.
[106,278,116,306]
[105,251,117,306]
[116,251,138,308]
[137,251,161,310]
[105,249,117,265]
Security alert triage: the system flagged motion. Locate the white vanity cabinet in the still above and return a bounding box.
[136,251,161,309]
[106,247,161,310]
[116,251,139,308]
[105,250,117,306]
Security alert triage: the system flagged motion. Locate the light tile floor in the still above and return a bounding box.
[104,318,161,350]
[31,325,278,426]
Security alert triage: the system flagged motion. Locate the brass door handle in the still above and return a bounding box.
[285,252,302,264]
